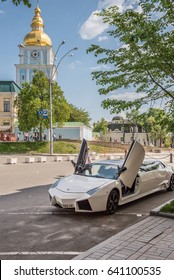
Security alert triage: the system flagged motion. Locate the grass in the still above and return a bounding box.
[0,142,48,154]
[0,141,79,154]
[2,140,173,155]
[0,141,126,155]
[160,200,174,214]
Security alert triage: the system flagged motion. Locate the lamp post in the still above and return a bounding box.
[19,42,78,155]
[48,46,78,155]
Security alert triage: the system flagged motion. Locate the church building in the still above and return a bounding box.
[15,3,57,87]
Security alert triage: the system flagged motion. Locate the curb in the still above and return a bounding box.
[150,198,174,219]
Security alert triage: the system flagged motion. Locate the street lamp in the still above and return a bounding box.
[48,45,78,155]
[36,39,65,155]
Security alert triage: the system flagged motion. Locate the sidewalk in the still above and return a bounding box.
[74,214,174,260]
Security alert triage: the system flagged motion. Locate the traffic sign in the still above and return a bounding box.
[43,109,48,119]
[37,109,48,118]
[37,110,43,116]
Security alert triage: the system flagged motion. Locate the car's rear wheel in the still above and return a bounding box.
[106,189,119,215]
[167,174,174,191]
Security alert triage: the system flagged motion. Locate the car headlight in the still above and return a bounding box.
[50,179,60,189]
[87,187,100,196]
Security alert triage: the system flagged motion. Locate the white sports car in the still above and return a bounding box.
[49,139,174,214]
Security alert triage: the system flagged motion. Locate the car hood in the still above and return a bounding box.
[55,174,112,193]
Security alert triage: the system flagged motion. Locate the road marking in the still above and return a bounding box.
[0,211,149,216]
[0,251,81,256]
[115,212,149,216]
[2,212,54,215]
[0,211,73,215]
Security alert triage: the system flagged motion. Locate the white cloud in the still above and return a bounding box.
[80,10,109,40]
[80,0,140,40]
[108,91,148,116]
[79,1,121,40]
[67,60,82,70]
[109,91,146,101]
[98,36,109,42]
[90,64,110,71]
[0,10,5,14]
[98,0,125,12]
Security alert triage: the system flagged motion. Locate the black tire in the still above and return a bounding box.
[167,174,174,191]
[106,189,119,215]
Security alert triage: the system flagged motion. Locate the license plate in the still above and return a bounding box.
[63,204,74,208]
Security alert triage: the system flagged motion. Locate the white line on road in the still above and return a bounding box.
[0,211,75,215]
[2,212,54,215]
[0,211,149,216]
[0,251,81,256]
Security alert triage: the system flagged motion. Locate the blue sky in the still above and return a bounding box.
[0,0,139,123]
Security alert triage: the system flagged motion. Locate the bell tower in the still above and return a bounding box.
[15,2,57,87]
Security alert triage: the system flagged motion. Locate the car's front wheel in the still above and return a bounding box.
[106,189,119,215]
[167,174,174,191]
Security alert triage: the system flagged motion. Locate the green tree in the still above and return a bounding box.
[93,118,108,134]
[138,112,151,145]
[1,0,31,7]
[15,71,70,140]
[67,103,91,126]
[126,109,141,140]
[87,0,174,114]
[166,104,174,131]
[142,108,169,147]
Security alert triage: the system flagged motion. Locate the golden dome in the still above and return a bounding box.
[23,5,52,46]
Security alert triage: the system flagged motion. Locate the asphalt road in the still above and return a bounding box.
[0,160,174,260]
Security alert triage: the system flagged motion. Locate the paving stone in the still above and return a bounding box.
[167,252,174,259]
[127,252,143,259]
[141,254,164,260]
[138,244,153,253]
[74,216,174,260]
[117,248,136,257]
[109,255,125,260]
[160,250,173,258]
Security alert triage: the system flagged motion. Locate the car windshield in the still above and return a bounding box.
[82,163,118,179]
